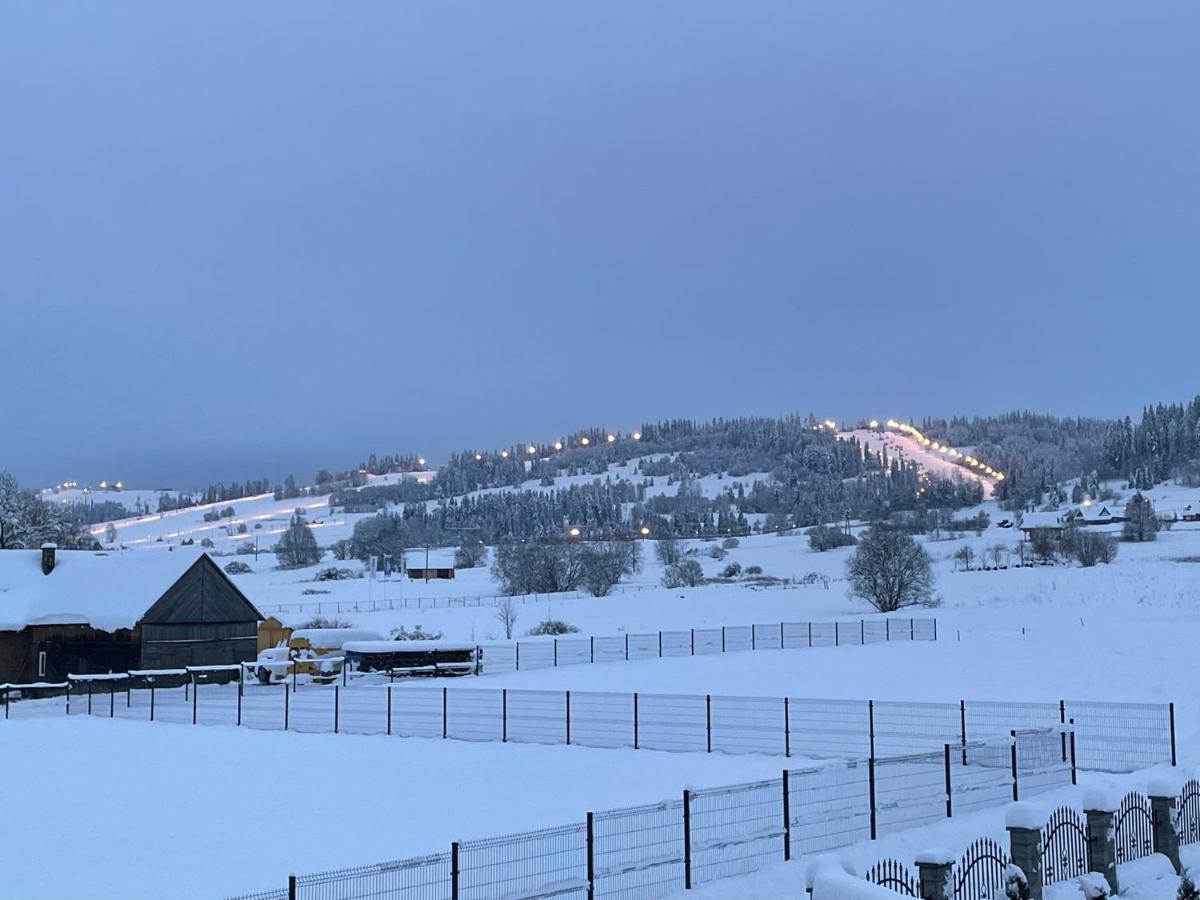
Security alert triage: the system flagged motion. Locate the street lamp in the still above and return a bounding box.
[580,437,590,446]
[632,432,642,440]
[567,526,582,539]
[554,441,563,451]
[639,525,651,537]
[527,445,537,454]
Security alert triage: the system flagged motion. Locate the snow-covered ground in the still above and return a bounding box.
[7,466,1200,898]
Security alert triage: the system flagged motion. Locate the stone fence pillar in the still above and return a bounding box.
[1006,803,1046,900]
[914,851,954,900]
[1149,791,1182,874]
[1084,804,1118,896]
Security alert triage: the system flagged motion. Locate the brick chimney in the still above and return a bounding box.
[41,543,57,575]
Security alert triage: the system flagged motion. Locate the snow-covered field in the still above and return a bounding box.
[6,462,1200,898]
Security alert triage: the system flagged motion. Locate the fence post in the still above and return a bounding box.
[910,618,915,640]
[237,677,243,726]
[868,756,877,840]
[1069,720,1076,785]
[705,695,712,753]
[443,687,448,739]
[658,632,663,658]
[784,697,790,758]
[66,681,71,716]
[590,636,594,664]
[1149,791,1182,874]
[110,686,115,718]
[683,789,692,890]
[451,841,460,900]
[566,691,571,745]
[959,699,967,765]
[861,619,865,644]
[88,680,92,715]
[721,627,726,652]
[868,700,875,759]
[943,744,953,818]
[886,618,890,641]
[782,770,791,861]
[516,642,521,670]
[751,627,756,651]
[150,686,154,721]
[1058,699,1067,762]
[191,678,196,725]
[334,686,339,734]
[624,634,629,661]
[691,629,695,655]
[284,682,289,730]
[387,686,392,736]
[1085,803,1119,895]
[1010,730,1019,802]
[2,688,7,720]
[554,639,558,667]
[808,622,812,647]
[288,873,297,900]
[127,686,131,709]
[586,811,595,900]
[835,622,840,646]
[1170,701,1177,766]
[502,689,507,742]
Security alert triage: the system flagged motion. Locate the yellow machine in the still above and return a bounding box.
[252,627,384,684]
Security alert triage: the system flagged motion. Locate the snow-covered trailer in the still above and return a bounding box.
[342,641,482,677]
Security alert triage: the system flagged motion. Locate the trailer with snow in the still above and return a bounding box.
[250,628,384,684]
[342,641,483,677]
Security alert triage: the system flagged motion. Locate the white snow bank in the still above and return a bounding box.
[913,848,955,865]
[1005,802,1045,830]
[1077,872,1111,899]
[806,855,856,889]
[1083,787,1120,812]
[289,628,384,648]
[813,865,909,899]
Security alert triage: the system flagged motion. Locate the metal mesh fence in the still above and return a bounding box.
[872,700,961,756]
[722,626,753,653]
[692,628,723,655]
[786,697,871,758]
[458,823,587,900]
[660,630,691,657]
[505,689,567,745]
[689,779,785,884]
[873,751,947,835]
[710,695,787,756]
[810,621,837,647]
[751,624,783,651]
[294,854,451,900]
[1065,700,1173,772]
[787,760,872,855]
[593,800,685,900]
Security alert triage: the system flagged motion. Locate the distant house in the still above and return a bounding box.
[0,548,264,684]
[1018,511,1067,535]
[140,555,264,669]
[1073,504,1125,526]
[406,566,455,581]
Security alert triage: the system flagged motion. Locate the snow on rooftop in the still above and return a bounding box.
[0,547,211,633]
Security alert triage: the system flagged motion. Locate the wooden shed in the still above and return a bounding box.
[139,554,264,668]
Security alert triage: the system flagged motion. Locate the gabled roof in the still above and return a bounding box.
[1019,511,1065,530]
[140,554,263,625]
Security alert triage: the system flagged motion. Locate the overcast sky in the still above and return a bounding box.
[2,3,1198,488]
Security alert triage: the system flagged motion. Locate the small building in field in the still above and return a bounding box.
[139,554,264,668]
[1018,511,1067,535]
[1073,504,1125,527]
[406,566,455,581]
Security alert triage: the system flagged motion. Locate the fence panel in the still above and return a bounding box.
[239,686,286,731]
[555,639,592,667]
[593,800,685,900]
[692,629,723,655]
[1177,780,1200,846]
[953,740,1015,814]
[964,700,1059,745]
[781,622,811,650]
[505,690,567,745]
[636,694,707,753]
[479,644,516,675]
[515,641,555,670]
[751,625,782,651]
[626,634,659,661]
[863,620,889,644]
[1065,700,1173,772]
[660,631,692,658]
[592,637,627,664]
[788,761,871,856]
[458,823,587,900]
[339,687,388,735]
[710,695,786,756]
[294,853,451,900]
[1015,728,1073,797]
[287,688,338,734]
[569,691,635,750]
[445,689,503,742]
[873,751,947,835]
[912,619,937,641]
[1041,806,1089,886]
[835,621,863,646]
[787,698,870,758]
[809,622,836,648]
[388,687,443,739]
[873,700,960,756]
[690,779,785,885]
[1114,792,1154,864]
[722,626,753,653]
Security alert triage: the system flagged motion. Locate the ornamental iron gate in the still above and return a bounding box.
[952,838,1010,900]
[1177,780,1200,846]
[1113,792,1154,864]
[865,859,920,897]
[1041,806,1089,885]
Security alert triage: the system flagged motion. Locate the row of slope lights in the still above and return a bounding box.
[883,420,1004,480]
[470,431,643,462]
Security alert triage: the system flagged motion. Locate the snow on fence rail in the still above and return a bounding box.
[223,730,1072,900]
[475,617,937,677]
[2,675,1174,774]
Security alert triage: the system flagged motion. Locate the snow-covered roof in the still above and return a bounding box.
[1075,504,1120,523]
[1019,511,1065,530]
[0,547,212,633]
[289,628,384,649]
[343,640,478,653]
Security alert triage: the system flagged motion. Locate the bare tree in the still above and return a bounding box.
[274,514,322,568]
[662,559,704,588]
[104,521,118,544]
[1074,530,1119,567]
[989,543,1009,568]
[654,538,684,567]
[845,525,934,612]
[580,542,637,597]
[495,596,519,640]
[454,542,489,568]
[953,544,974,571]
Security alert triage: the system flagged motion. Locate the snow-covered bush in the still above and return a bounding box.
[391,625,443,641]
[298,615,352,629]
[454,543,489,569]
[526,619,579,636]
[1074,531,1118,567]
[224,560,252,575]
[313,566,361,581]
[1078,872,1109,899]
[1003,864,1030,900]
[274,515,322,568]
[1178,872,1200,900]
[721,563,742,578]
[807,525,857,552]
[662,559,704,588]
[707,546,727,560]
[745,565,763,575]
[721,537,740,550]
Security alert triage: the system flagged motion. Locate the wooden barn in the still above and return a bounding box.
[139,554,264,668]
